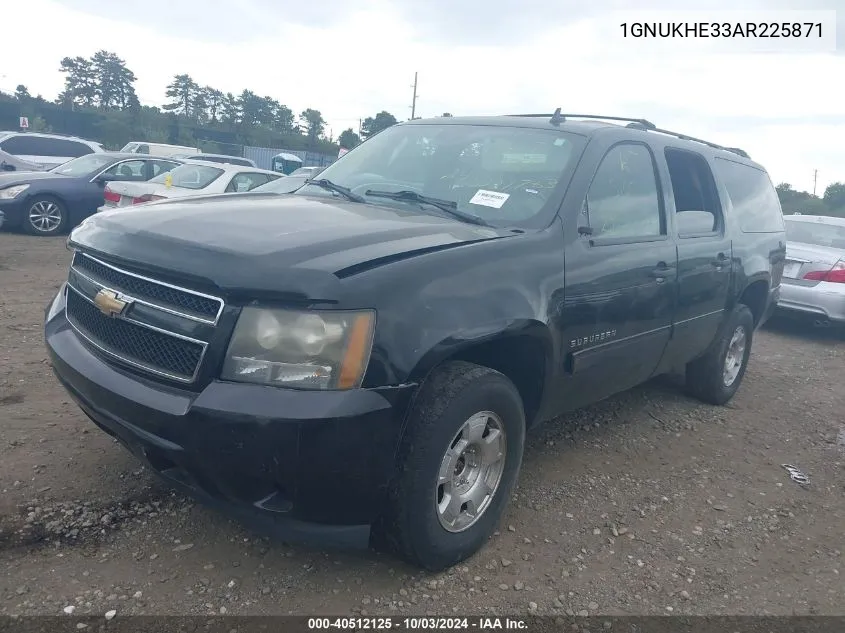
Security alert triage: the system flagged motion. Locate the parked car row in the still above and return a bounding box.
[0,150,283,235]
[100,161,281,210]
[0,131,104,170]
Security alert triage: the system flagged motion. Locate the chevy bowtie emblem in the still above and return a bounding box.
[93,289,130,318]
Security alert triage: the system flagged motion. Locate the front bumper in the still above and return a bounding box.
[0,198,25,227]
[777,279,845,323]
[45,286,417,549]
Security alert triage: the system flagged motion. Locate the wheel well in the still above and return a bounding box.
[449,336,546,426]
[739,280,769,326]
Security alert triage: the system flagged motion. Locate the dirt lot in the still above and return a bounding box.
[1,231,844,617]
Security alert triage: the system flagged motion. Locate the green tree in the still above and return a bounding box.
[361,110,397,138]
[299,108,326,144]
[29,116,52,132]
[58,56,98,107]
[91,50,138,110]
[163,74,199,117]
[776,182,831,216]
[202,87,225,123]
[14,85,30,100]
[239,90,274,126]
[338,128,361,149]
[823,182,845,212]
[220,92,241,124]
[273,104,296,133]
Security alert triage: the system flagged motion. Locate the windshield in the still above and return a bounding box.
[785,218,845,249]
[50,154,117,177]
[294,123,585,228]
[149,163,224,190]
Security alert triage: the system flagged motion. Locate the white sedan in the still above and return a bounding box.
[97,160,282,211]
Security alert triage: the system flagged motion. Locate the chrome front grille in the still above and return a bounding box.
[72,252,223,323]
[65,252,224,383]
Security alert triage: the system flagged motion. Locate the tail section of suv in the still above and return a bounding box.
[0,132,103,170]
[44,112,785,570]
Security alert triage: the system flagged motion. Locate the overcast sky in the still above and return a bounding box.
[2,0,842,194]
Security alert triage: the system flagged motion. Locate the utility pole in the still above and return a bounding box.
[358,118,362,136]
[410,72,419,120]
[813,169,818,196]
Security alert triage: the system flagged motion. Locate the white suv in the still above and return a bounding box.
[0,132,104,170]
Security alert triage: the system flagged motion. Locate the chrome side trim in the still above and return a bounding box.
[73,252,224,324]
[64,285,207,384]
[66,281,208,346]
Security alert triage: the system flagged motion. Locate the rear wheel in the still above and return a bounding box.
[22,196,68,236]
[685,304,755,405]
[379,361,525,571]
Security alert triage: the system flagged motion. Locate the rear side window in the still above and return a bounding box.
[0,135,38,155]
[150,160,180,177]
[225,172,273,192]
[713,158,785,233]
[0,135,91,158]
[664,148,723,237]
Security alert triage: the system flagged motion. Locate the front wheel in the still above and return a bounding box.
[685,304,755,405]
[379,361,525,571]
[22,196,68,236]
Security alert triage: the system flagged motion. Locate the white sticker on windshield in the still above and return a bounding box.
[469,189,510,209]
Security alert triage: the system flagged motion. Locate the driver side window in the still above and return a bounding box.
[101,160,146,180]
[586,143,664,240]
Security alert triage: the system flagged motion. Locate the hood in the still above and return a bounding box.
[69,193,513,300]
[0,171,68,187]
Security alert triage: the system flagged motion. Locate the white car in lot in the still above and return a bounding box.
[0,132,104,170]
[779,214,845,327]
[98,161,282,211]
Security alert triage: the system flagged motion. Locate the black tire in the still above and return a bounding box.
[685,304,755,405]
[22,196,68,236]
[379,360,526,571]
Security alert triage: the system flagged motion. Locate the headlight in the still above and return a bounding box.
[221,307,376,390]
[0,184,30,199]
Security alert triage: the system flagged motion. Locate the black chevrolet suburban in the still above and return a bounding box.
[44,112,786,570]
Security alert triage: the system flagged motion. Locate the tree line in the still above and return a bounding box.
[776,182,845,217]
[1,50,399,156]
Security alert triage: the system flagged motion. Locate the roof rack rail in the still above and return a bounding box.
[649,127,750,159]
[505,110,750,159]
[508,111,657,129]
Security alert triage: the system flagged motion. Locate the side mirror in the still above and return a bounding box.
[94,174,119,186]
[1,163,15,172]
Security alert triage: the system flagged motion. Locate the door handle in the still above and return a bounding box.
[649,262,672,280]
[710,253,728,268]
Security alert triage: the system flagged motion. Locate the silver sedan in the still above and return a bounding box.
[778,214,845,326]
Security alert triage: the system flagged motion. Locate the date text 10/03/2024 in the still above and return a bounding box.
[619,21,823,38]
[307,617,528,630]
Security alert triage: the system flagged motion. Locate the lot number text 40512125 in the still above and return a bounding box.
[307,617,528,630]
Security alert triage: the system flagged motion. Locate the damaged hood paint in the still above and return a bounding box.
[68,193,511,300]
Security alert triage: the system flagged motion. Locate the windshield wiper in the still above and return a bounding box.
[364,189,490,227]
[306,178,365,203]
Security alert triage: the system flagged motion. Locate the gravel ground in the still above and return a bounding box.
[1,232,844,616]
